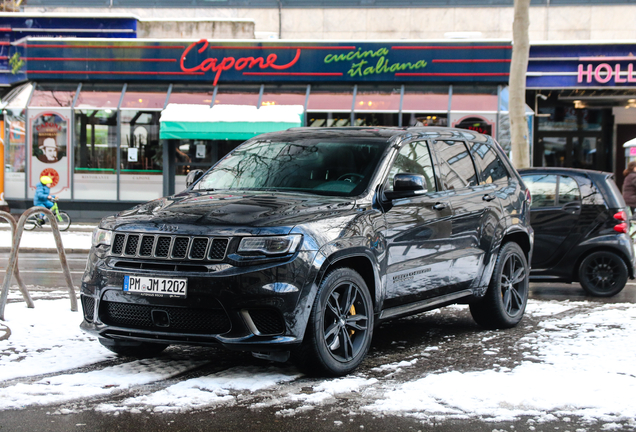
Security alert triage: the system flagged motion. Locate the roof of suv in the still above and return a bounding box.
[257,126,492,142]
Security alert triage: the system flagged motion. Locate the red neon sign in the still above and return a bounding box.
[180,39,302,85]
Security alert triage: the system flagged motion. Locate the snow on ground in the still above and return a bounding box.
[0,229,92,250]
[366,302,636,423]
[1,297,636,426]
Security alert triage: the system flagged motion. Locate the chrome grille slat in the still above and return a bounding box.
[109,233,229,262]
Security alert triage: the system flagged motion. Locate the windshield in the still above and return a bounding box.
[194,137,390,196]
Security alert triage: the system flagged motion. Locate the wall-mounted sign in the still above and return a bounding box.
[528,43,636,88]
[28,109,71,198]
[24,39,512,85]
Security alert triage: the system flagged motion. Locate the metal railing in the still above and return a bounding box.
[0,207,78,321]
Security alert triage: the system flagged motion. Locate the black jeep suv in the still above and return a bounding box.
[81,127,533,376]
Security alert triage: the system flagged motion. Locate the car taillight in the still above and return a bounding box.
[525,189,532,207]
[614,222,628,234]
[613,211,627,222]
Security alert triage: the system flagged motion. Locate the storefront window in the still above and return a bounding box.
[29,83,77,108]
[401,86,449,112]
[307,86,354,112]
[402,113,448,127]
[215,86,260,106]
[261,85,307,107]
[3,108,26,198]
[74,109,118,200]
[307,113,351,127]
[173,140,240,192]
[120,88,169,110]
[538,107,603,132]
[120,110,162,201]
[75,84,124,110]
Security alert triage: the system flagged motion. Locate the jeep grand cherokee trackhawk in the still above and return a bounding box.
[81,127,533,376]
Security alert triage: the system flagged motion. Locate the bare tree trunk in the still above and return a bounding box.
[509,0,531,168]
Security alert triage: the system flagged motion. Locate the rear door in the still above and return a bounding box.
[430,139,486,289]
[521,173,582,268]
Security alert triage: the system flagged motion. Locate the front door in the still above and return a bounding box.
[383,140,454,308]
[535,133,603,170]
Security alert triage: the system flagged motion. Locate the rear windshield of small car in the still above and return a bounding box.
[194,137,390,197]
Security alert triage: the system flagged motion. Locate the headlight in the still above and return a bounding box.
[92,228,112,247]
[237,235,302,256]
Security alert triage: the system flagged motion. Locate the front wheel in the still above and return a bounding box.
[24,214,40,231]
[470,242,529,329]
[55,211,71,231]
[293,268,374,377]
[578,251,628,297]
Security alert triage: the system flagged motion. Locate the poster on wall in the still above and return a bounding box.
[28,109,71,199]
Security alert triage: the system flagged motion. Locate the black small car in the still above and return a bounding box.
[519,167,635,296]
[81,127,533,376]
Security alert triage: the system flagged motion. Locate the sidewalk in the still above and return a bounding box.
[0,222,95,254]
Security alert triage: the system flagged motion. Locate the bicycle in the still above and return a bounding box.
[24,198,71,231]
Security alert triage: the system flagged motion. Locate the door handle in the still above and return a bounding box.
[482,194,496,202]
[433,202,448,210]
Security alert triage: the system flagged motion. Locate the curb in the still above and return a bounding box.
[0,323,10,341]
[0,248,91,254]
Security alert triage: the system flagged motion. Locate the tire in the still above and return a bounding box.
[292,268,374,377]
[470,242,529,329]
[578,251,628,297]
[98,338,168,358]
[24,214,39,231]
[55,211,71,231]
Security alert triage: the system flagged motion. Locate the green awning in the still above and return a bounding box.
[160,104,304,140]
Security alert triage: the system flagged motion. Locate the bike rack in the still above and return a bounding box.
[0,207,78,321]
[0,211,34,309]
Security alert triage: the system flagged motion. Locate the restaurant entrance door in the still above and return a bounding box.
[534,131,604,171]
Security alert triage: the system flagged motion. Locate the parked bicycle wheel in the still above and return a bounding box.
[55,211,71,231]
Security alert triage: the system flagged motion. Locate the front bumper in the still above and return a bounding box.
[80,248,319,352]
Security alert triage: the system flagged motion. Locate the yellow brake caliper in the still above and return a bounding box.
[349,305,356,336]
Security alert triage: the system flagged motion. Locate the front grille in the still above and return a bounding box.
[155,236,171,257]
[172,237,189,259]
[81,295,95,322]
[249,309,285,335]
[209,238,229,260]
[112,234,125,255]
[190,238,208,259]
[110,233,229,262]
[125,235,139,255]
[139,236,154,256]
[100,301,231,334]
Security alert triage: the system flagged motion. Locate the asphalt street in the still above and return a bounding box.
[1,251,635,431]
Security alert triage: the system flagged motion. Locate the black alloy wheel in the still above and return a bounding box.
[293,267,373,377]
[470,242,529,329]
[578,251,628,297]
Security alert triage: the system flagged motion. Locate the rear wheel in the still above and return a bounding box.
[293,268,373,377]
[470,242,529,329]
[55,211,71,231]
[578,251,628,297]
[98,338,168,358]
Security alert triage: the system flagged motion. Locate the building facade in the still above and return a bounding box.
[1,34,511,218]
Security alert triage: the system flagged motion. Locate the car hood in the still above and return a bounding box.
[101,190,357,236]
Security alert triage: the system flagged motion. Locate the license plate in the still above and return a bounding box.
[123,275,187,298]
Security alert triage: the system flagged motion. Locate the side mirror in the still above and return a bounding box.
[384,173,427,201]
[185,169,205,188]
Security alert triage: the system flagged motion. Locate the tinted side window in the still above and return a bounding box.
[432,140,477,190]
[386,141,436,192]
[558,175,581,204]
[468,142,510,184]
[523,174,557,208]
